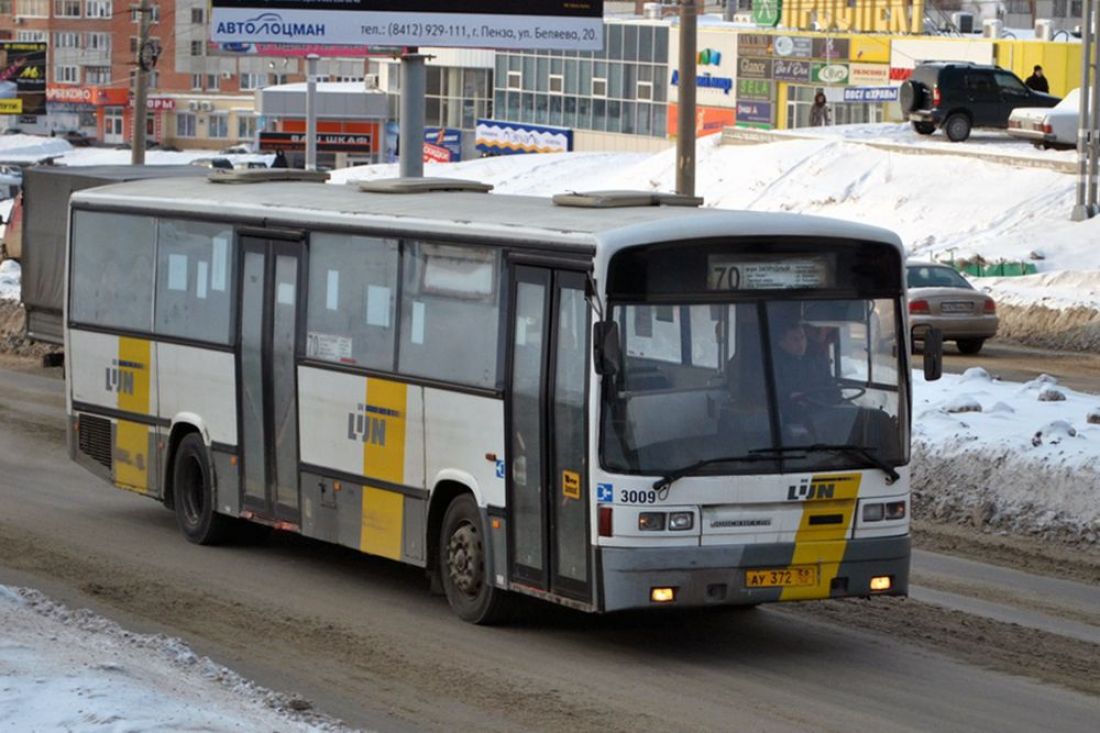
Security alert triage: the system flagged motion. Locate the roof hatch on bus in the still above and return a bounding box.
[552,190,703,208]
[208,169,330,184]
[357,177,493,194]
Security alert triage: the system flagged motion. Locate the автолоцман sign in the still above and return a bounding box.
[210,0,603,51]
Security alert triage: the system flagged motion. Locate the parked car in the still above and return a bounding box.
[1007,88,1079,150]
[59,130,93,147]
[899,62,1060,142]
[219,143,254,154]
[907,262,998,354]
[189,157,234,170]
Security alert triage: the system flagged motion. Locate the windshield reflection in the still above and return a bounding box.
[600,299,907,477]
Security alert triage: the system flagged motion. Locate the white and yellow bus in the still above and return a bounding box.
[65,174,940,623]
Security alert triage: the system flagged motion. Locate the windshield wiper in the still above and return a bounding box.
[652,454,776,494]
[750,444,900,483]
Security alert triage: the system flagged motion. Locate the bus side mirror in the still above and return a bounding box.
[593,321,621,376]
[923,327,943,381]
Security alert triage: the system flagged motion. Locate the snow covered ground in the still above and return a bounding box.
[0,586,354,732]
[0,132,270,167]
[0,259,18,301]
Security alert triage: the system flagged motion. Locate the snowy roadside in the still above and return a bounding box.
[912,368,1100,546]
[0,586,360,732]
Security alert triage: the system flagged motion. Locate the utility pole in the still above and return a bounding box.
[305,54,318,171]
[399,48,426,178]
[676,0,697,197]
[1089,0,1100,215]
[1074,0,1094,220]
[131,0,153,165]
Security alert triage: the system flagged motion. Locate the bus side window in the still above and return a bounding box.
[305,233,398,369]
[70,211,156,331]
[397,242,501,389]
[154,220,235,344]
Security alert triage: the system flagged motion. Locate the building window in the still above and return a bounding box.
[237,115,256,140]
[206,74,220,91]
[190,40,204,57]
[1072,1,1083,16]
[85,32,110,52]
[269,73,289,86]
[507,70,522,90]
[0,0,12,11]
[85,0,110,17]
[15,0,49,16]
[130,37,138,54]
[240,72,265,90]
[85,66,110,84]
[54,65,80,84]
[131,3,158,22]
[190,73,203,91]
[208,114,229,138]
[54,32,80,49]
[637,81,653,101]
[53,0,80,16]
[592,77,608,98]
[16,30,47,42]
[549,73,564,94]
[190,6,203,23]
[176,112,196,138]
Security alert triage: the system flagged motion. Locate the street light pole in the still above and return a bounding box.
[305,54,319,171]
[1074,0,1094,220]
[676,0,697,197]
[130,0,152,165]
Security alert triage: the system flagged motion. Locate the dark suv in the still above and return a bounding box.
[899,62,1059,142]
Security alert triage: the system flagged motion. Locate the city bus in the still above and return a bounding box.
[65,173,942,623]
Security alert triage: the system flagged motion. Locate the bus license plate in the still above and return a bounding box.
[745,567,818,588]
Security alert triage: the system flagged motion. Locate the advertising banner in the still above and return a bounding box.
[773,59,812,83]
[738,57,773,80]
[259,130,375,153]
[737,78,774,101]
[475,119,572,155]
[736,100,773,125]
[210,0,603,51]
[843,86,899,103]
[423,126,462,162]
[811,62,849,85]
[812,37,849,61]
[773,35,812,59]
[849,62,889,86]
[0,42,47,116]
[212,42,401,57]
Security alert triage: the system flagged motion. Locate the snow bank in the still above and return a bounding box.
[0,134,72,161]
[912,370,1100,544]
[0,586,353,732]
[0,259,18,301]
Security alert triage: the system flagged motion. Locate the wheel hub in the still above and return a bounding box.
[447,522,483,597]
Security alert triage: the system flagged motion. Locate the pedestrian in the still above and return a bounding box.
[810,90,831,127]
[1025,65,1049,93]
[271,148,288,168]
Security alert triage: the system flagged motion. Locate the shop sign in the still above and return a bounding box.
[812,37,849,61]
[773,59,812,83]
[738,57,773,80]
[773,35,812,58]
[258,130,375,153]
[423,126,462,163]
[45,85,130,107]
[737,78,774,101]
[736,100,773,125]
[849,62,889,86]
[782,0,925,35]
[210,0,604,51]
[811,63,849,85]
[752,0,782,26]
[475,119,573,155]
[671,70,734,95]
[843,86,899,102]
[0,42,47,115]
[739,34,773,57]
[146,98,176,111]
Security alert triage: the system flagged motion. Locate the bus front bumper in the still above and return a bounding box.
[599,536,909,612]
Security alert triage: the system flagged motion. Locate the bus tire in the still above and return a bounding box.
[439,494,511,624]
[173,433,233,546]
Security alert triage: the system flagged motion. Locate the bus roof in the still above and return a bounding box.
[71,177,904,257]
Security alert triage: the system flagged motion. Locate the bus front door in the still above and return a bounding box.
[508,266,591,602]
[238,234,303,524]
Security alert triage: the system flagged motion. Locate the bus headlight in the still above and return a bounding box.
[668,512,694,531]
[884,501,906,520]
[862,503,885,522]
[638,512,666,531]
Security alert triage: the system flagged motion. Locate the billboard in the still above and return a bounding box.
[475,119,572,155]
[423,127,462,163]
[210,1,603,51]
[259,130,375,153]
[0,42,47,116]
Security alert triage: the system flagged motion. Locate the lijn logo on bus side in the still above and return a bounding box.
[346,403,400,447]
[104,359,143,396]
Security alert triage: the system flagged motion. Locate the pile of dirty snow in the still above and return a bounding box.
[0,133,72,161]
[0,586,353,732]
[0,259,19,301]
[911,367,1100,545]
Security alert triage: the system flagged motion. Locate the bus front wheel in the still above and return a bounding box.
[439,494,511,624]
[173,433,233,546]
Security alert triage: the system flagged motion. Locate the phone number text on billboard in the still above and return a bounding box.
[210,10,603,50]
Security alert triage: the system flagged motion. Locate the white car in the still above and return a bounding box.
[1007,88,1078,150]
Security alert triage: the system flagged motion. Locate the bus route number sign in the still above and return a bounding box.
[707,256,830,291]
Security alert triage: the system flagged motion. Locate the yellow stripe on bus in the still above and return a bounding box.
[779,473,861,602]
[114,338,152,493]
[360,487,404,561]
[362,377,407,485]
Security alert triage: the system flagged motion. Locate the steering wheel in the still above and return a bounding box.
[793,385,866,407]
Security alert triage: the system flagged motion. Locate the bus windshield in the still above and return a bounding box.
[600,298,907,477]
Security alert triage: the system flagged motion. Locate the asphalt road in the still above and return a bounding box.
[941,339,1100,394]
[0,365,1097,732]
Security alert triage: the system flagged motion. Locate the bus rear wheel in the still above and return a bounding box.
[439,494,511,624]
[173,433,233,545]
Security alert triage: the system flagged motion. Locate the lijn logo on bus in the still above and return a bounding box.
[346,403,400,446]
[105,359,143,396]
[786,477,837,501]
